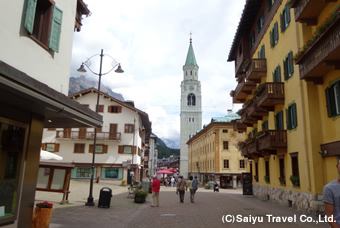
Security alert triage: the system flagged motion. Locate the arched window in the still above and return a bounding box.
[187,93,196,106]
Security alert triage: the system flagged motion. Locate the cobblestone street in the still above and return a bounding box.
[34,181,329,228]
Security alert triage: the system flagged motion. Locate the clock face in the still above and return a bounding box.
[189,86,194,91]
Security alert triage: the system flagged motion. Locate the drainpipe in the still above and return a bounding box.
[294,20,311,192]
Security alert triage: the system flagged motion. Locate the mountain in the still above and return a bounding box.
[69,76,125,101]
[162,139,180,149]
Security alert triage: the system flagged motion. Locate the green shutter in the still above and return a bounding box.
[288,52,294,75]
[274,22,279,43]
[280,13,284,32]
[286,5,291,23]
[24,0,37,34]
[276,65,281,82]
[336,81,340,114]
[325,88,333,117]
[270,30,273,48]
[291,103,297,128]
[49,6,63,53]
[276,111,284,130]
[268,0,272,11]
[283,59,288,80]
[286,108,291,130]
[262,120,268,130]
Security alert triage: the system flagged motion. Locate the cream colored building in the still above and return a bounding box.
[187,112,247,188]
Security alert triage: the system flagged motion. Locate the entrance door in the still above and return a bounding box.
[109,124,117,140]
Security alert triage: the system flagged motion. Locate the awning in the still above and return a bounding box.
[0,61,102,128]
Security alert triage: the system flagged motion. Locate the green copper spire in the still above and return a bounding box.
[184,38,198,67]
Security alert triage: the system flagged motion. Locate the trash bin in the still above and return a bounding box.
[98,187,112,208]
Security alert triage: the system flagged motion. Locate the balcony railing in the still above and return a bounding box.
[240,144,249,158]
[257,130,287,153]
[56,131,121,141]
[246,98,268,119]
[233,74,256,103]
[291,0,330,25]
[296,14,340,84]
[245,59,267,83]
[233,119,247,132]
[256,83,285,110]
[247,139,260,158]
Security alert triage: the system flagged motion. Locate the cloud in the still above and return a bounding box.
[70,0,245,142]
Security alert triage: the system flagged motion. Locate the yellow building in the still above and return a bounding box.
[187,112,247,188]
[228,0,339,214]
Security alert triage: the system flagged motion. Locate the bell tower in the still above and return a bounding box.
[180,36,202,178]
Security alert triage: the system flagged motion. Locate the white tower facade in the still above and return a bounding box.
[180,38,202,178]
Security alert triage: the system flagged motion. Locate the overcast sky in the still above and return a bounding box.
[70,0,245,144]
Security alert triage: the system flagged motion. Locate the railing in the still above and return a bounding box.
[233,75,256,103]
[257,130,287,152]
[240,145,249,157]
[246,98,268,118]
[56,131,121,140]
[256,83,285,108]
[292,0,329,25]
[296,14,340,82]
[247,139,258,154]
[245,59,267,82]
[233,120,247,132]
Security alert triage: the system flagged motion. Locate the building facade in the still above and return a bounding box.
[148,133,158,177]
[0,0,101,227]
[180,38,202,178]
[229,0,339,215]
[42,88,152,184]
[187,112,247,188]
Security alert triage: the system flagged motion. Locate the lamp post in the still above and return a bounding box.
[77,49,123,206]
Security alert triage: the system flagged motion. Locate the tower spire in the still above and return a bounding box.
[184,32,198,67]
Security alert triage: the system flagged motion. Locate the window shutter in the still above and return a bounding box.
[24,0,37,34]
[267,0,272,11]
[292,103,297,128]
[286,108,291,130]
[103,145,108,153]
[49,6,63,52]
[276,111,283,130]
[283,59,288,80]
[118,106,122,113]
[286,5,291,23]
[288,52,294,75]
[89,145,93,153]
[54,143,60,152]
[262,120,268,130]
[325,88,334,117]
[270,30,273,48]
[274,22,279,42]
[280,13,284,32]
[277,65,281,82]
[107,106,111,113]
[41,143,46,150]
[118,145,123,154]
[260,45,265,58]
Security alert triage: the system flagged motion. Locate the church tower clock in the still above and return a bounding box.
[180,37,202,177]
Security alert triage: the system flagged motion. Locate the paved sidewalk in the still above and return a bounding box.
[34,181,329,228]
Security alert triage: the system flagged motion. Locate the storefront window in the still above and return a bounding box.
[101,167,123,179]
[0,120,26,221]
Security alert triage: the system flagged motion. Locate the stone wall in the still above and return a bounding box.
[253,184,325,215]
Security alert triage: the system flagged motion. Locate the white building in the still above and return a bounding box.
[0,0,100,227]
[148,133,158,177]
[180,37,202,178]
[42,88,152,184]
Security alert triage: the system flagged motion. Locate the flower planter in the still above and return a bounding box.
[134,195,146,203]
[31,208,53,228]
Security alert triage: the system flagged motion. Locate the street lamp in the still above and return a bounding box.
[77,49,123,206]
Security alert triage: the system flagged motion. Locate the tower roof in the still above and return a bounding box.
[184,38,198,67]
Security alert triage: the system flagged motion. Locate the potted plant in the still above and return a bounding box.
[204,184,210,189]
[278,176,286,185]
[254,175,258,182]
[121,179,127,186]
[264,175,270,183]
[289,175,300,187]
[134,189,148,203]
[236,141,245,150]
[31,201,53,228]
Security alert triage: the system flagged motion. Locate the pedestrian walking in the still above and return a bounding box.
[176,175,187,203]
[171,176,175,187]
[213,180,219,192]
[151,175,160,207]
[188,176,198,203]
[323,157,340,227]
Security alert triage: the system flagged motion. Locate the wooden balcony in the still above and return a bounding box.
[240,111,257,126]
[245,59,267,83]
[256,83,285,111]
[232,74,256,103]
[247,139,261,158]
[291,0,336,25]
[233,119,247,132]
[246,98,268,119]
[295,13,340,84]
[257,130,287,153]
[240,144,249,158]
[56,131,121,141]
